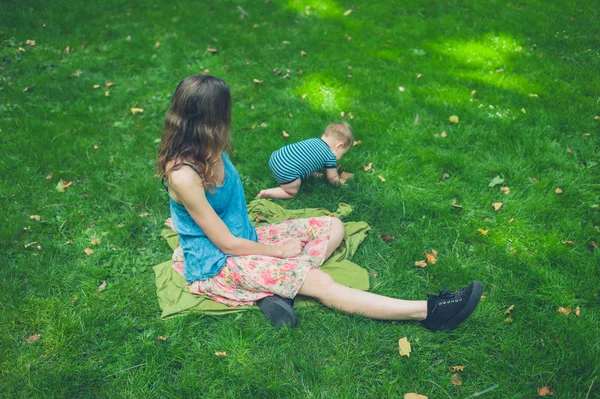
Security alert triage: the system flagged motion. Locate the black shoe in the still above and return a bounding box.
[422,281,483,331]
[256,295,298,328]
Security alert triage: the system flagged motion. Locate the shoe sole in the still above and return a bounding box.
[436,281,483,331]
[256,296,298,328]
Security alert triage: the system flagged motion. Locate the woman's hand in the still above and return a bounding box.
[278,237,309,258]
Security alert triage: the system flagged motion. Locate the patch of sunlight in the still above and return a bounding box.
[433,33,523,68]
[284,0,344,18]
[294,74,351,112]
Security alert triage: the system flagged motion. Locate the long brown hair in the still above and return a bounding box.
[157,74,232,190]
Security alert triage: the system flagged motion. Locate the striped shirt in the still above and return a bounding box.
[268,138,337,184]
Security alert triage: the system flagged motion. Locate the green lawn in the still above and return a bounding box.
[1,0,599,397]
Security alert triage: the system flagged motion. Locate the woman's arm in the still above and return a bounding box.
[168,168,306,258]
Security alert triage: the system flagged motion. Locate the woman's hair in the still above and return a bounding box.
[157,74,232,190]
[323,122,354,148]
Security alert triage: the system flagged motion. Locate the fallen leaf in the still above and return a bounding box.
[340,171,354,181]
[449,115,459,124]
[478,228,488,235]
[424,249,438,264]
[575,306,580,317]
[25,39,36,47]
[562,240,575,246]
[131,108,144,115]
[451,373,463,386]
[529,177,539,183]
[155,42,161,48]
[46,173,53,180]
[537,386,554,396]
[404,394,428,399]
[557,307,571,316]
[97,280,107,292]
[343,9,353,16]
[451,199,463,210]
[25,334,41,343]
[282,41,290,45]
[105,81,115,87]
[253,78,263,84]
[492,202,503,211]
[380,234,394,242]
[378,175,386,182]
[71,295,79,304]
[440,131,447,138]
[504,317,513,323]
[105,90,110,96]
[91,237,100,245]
[398,337,411,357]
[505,304,515,314]
[567,147,573,153]
[399,86,405,92]
[139,212,150,217]
[157,335,167,341]
[215,351,227,357]
[24,242,38,248]
[69,69,82,78]
[413,114,419,124]
[528,93,539,98]
[93,84,100,89]
[555,188,563,194]
[340,111,346,118]
[301,93,307,100]
[206,47,218,53]
[450,365,465,372]
[282,131,290,138]
[415,260,427,268]
[30,215,41,221]
[488,176,504,187]
[352,140,363,146]
[481,295,487,301]
[416,73,422,79]
[363,163,373,172]
[300,50,307,57]
[501,186,510,195]
[84,248,94,256]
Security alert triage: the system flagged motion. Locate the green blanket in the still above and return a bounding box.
[153,199,371,319]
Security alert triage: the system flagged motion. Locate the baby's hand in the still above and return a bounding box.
[311,172,324,178]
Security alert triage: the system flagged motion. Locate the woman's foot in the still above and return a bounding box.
[164,218,176,232]
[421,281,483,331]
[256,295,298,328]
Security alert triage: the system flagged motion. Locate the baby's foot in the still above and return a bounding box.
[164,218,176,231]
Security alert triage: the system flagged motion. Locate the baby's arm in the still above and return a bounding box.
[325,167,344,185]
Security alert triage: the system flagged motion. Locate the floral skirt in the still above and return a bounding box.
[171,217,332,306]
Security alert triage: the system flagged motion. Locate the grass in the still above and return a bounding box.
[1,0,599,397]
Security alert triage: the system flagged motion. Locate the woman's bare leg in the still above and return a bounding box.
[258,179,301,199]
[298,269,427,321]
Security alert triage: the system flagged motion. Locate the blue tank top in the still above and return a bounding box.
[168,152,258,282]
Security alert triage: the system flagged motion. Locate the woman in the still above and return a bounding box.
[157,74,482,330]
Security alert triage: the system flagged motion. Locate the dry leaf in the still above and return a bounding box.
[157,335,167,341]
[415,260,427,268]
[65,46,72,54]
[301,93,307,100]
[46,173,53,180]
[105,90,110,96]
[398,337,411,357]
[25,334,41,343]
[206,47,218,53]
[566,147,573,153]
[93,84,100,89]
[24,242,38,248]
[380,234,394,242]
[30,215,41,221]
[528,93,539,98]
[155,42,161,48]
[84,248,94,256]
[440,131,447,138]
[575,306,580,317]
[478,228,488,236]
[562,240,575,246]
[555,188,563,194]
[501,186,510,195]
[404,394,428,399]
[105,81,115,87]
[416,73,422,79]
[492,202,503,211]
[424,249,438,264]
[300,50,307,57]
[97,280,107,292]
[504,317,513,323]
[139,212,150,217]
[352,140,363,146]
[480,295,487,301]
[363,163,373,172]
[378,175,386,182]
[413,114,419,124]
[537,386,553,396]
[399,86,405,92]
[25,39,36,46]
[340,171,354,181]
[282,131,290,138]
[505,304,515,314]
[452,200,463,210]
[91,237,100,245]
[131,108,144,115]
[450,365,465,372]
[253,78,263,84]
[557,307,571,316]
[340,111,346,118]
[449,115,459,124]
[215,351,227,357]
[451,373,463,386]
[343,9,353,16]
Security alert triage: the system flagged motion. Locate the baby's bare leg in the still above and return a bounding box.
[257,179,301,199]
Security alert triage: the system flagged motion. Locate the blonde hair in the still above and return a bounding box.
[157,74,232,190]
[322,122,354,148]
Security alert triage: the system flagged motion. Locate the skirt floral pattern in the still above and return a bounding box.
[171,216,332,306]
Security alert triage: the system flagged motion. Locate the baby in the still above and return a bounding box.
[257,122,354,199]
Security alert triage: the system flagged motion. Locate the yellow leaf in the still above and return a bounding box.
[555,187,563,194]
[415,260,427,268]
[398,337,411,357]
[537,386,553,396]
[30,215,41,221]
[84,248,94,256]
[282,131,290,138]
[404,394,428,399]
[399,86,405,92]
[505,304,514,314]
[131,108,144,115]
[363,162,373,172]
[450,365,465,372]
[352,140,363,146]
[155,42,161,48]
[416,73,422,79]
[93,84,100,89]
[105,81,115,87]
[575,306,581,317]
[340,171,354,181]
[300,50,307,57]
[424,249,437,264]
[480,295,487,301]
[105,90,110,96]
[25,334,41,343]
[478,228,488,236]
[340,111,345,118]
[492,202,503,211]
[206,47,218,53]
[343,9,353,16]
[91,237,100,245]
[557,307,571,316]
[451,373,463,386]
[449,115,459,124]
[301,93,307,100]
[157,335,167,341]
[378,175,386,182]
[501,186,510,195]
[97,280,107,292]
[25,39,36,47]
[253,79,263,84]
[215,351,227,357]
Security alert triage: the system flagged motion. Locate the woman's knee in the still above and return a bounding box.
[330,217,345,243]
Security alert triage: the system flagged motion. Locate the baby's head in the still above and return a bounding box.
[321,122,354,160]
